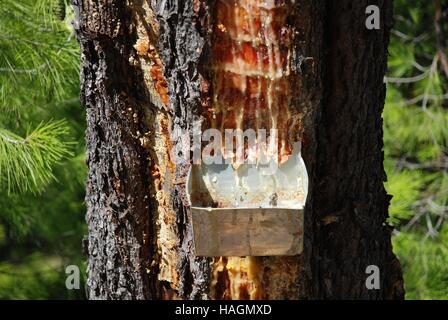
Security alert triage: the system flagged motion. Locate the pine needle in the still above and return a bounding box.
[0,120,73,194]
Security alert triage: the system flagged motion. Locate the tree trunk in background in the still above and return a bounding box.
[75,0,404,300]
[307,0,404,299]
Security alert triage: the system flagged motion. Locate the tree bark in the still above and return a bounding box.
[307,0,404,299]
[73,0,157,299]
[76,0,404,300]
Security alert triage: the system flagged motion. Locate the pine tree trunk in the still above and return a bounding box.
[73,0,157,299]
[75,0,404,300]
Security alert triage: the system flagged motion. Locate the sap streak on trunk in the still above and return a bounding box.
[209,0,311,300]
[210,0,300,162]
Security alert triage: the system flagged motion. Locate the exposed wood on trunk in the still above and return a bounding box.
[209,0,301,162]
[205,0,323,300]
[130,0,180,297]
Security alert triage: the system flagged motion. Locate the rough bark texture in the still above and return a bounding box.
[77,0,404,300]
[73,0,157,299]
[304,0,405,299]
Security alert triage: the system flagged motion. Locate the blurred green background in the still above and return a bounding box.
[0,0,447,299]
[385,0,448,300]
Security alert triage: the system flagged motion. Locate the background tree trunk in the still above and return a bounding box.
[75,0,404,299]
[306,0,404,299]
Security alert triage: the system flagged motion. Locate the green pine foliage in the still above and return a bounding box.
[393,226,448,299]
[0,0,78,194]
[0,0,86,299]
[0,121,73,194]
[384,0,448,299]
